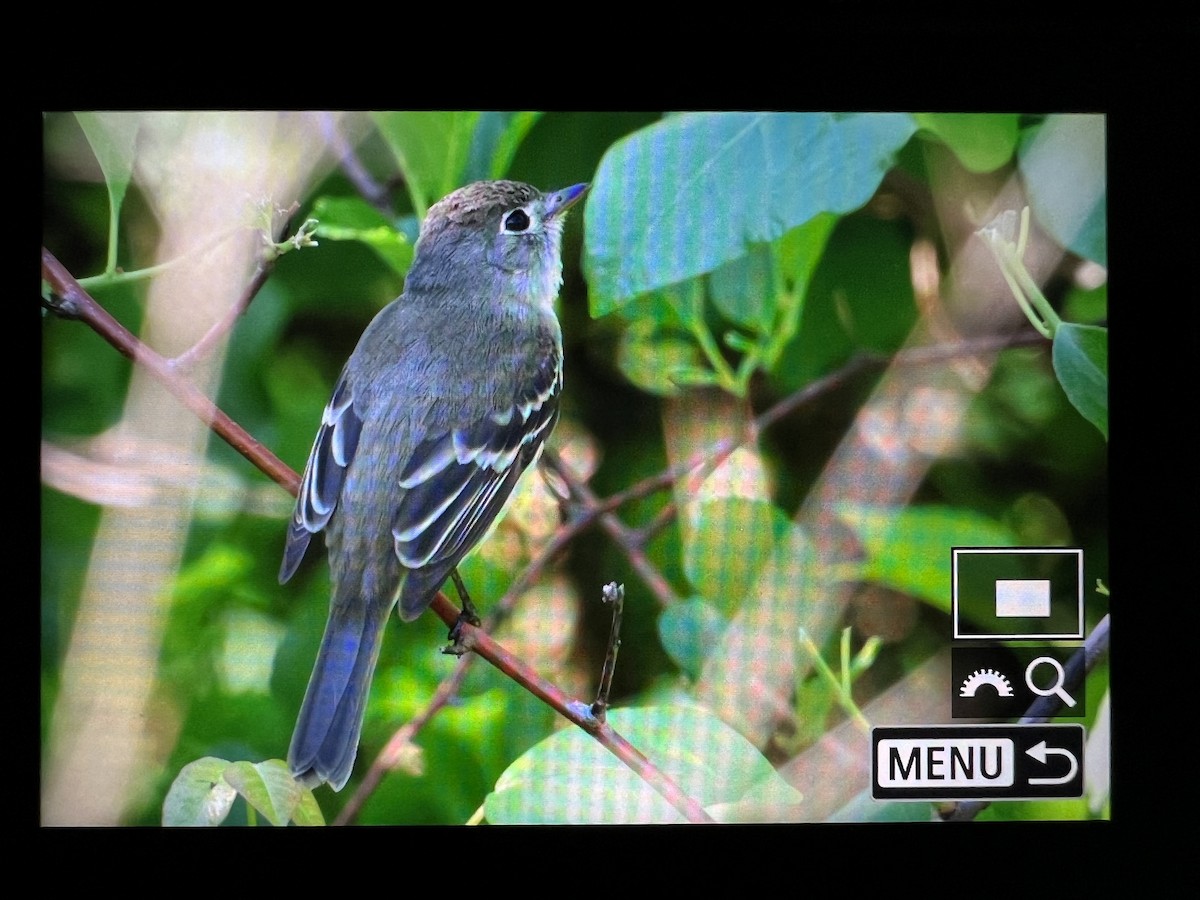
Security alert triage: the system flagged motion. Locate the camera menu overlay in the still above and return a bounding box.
[871,547,1088,802]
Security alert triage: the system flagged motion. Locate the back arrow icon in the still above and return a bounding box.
[1026,739,1079,785]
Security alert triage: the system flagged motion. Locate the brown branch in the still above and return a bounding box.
[542,448,681,608]
[42,248,300,497]
[426,593,711,823]
[342,593,715,823]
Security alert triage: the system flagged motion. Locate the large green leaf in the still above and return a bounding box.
[585,112,917,314]
[683,498,796,617]
[1052,323,1108,440]
[484,705,802,824]
[371,111,481,215]
[1018,114,1107,267]
[836,504,1018,611]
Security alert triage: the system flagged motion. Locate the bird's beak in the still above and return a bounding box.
[546,183,589,217]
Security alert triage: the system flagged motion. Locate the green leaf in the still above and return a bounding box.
[311,195,413,276]
[1062,281,1107,325]
[708,244,777,331]
[771,214,918,391]
[836,504,1018,611]
[222,759,306,827]
[658,597,728,678]
[684,499,796,617]
[1052,323,1108,440]
[777,212,839,298]
[463,111,544,181]
[162,757,238,826]
[371,111,482,216]
[75,112,141,273]
[75,112,138,222]
[1018,114,1106,266]
[484,705,802,824]
[288,787,327,826]
[617,318,705,397]
[585,112,917,314]
[915,113,1020,173]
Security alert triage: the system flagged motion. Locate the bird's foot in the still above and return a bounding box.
[441,610,480,657]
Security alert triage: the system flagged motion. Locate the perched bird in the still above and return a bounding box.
[280,180,588,791]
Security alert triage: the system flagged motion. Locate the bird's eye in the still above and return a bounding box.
[503,209,531,233]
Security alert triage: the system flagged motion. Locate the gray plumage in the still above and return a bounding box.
[281,180,587,791]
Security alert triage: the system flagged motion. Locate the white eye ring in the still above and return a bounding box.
[501,207,532,234]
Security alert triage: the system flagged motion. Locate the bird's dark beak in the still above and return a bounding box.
[547,183,589,217]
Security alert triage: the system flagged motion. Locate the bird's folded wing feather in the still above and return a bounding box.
[279,369,362,583]
[391,375,559,575]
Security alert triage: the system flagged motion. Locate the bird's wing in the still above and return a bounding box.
[390,348,560,617]
[279,368,363,583]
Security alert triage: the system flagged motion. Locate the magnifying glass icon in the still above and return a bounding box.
[1025,656,1077,708]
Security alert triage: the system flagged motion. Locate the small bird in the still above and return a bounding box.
[280,179,588,791]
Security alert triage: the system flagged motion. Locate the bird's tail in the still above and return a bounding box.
[288,598,388,792]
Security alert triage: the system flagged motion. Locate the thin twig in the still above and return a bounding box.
[317,111,396,219]
[542,448,681,608]
[170,201,300,373]
[591,582,625,722]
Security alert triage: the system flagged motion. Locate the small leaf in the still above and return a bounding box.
[617,321,704,397]
[222,759,304,827]
[658,597,728,678]
[288,787,327,826]
[312,196,413,276]
[915,113,1020,173]
[76,112,139,224]
[162,757,238,827]
[1052,323,1108,439]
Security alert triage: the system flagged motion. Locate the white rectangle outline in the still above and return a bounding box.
[951,547,1084,639]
